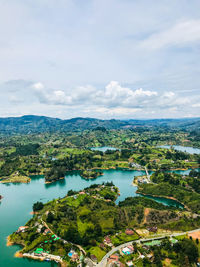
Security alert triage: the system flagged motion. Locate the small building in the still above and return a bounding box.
[99,243,106,249]
[117,262,125,267]
[104,236,112,246]
[126,261,134,267]
[17,226,29,233]
[122,247,133,255]
[127,245,134,252]
[68,250,75,258]
[109,254,119,261]
[33,248,44,256]
[125,229,134,235]
[147,226,157,233]
[72,253,79,262]
[44,228,51,235]
[37,224,43,233]
[91,255,98,262]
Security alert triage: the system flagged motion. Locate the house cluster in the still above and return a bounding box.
[107,254,125,267]
[68,250,80,262]
[16,226,29,233]
[137,176,149,184]
[35,222,43,233]
[130,162,141,169]
[26,249,62,263]
[107,245,135,266]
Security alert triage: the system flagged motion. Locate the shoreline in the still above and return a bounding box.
[15,251,23,258]
[44,165,199,184]
[8,237,64,265]
[30,211,39,215]
[159,144,200,150]
[1,164,199,185]
[137,191,188,210]
[45,176,65,184]
[7,236,14,246]
[0,177,31,184]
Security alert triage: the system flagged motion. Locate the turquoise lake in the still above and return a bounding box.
[0,166,198,266]
[159,145,200,154]
[90,146,119,152]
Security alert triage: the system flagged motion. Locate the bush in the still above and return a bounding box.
[33,201,44,212]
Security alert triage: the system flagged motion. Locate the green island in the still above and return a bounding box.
[80,170,104,179]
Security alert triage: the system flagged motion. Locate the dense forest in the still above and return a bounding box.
[0,115,199,137]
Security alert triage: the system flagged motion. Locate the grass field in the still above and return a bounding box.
[88,246,106,261]
[111,232,139,246]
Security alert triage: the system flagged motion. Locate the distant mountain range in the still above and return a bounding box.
[0,115,199,134]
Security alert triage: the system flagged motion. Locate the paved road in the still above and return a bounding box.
[97,228,200,267]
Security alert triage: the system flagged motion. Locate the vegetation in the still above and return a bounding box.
[33,202,44,212]
[10,181,200,263]
[138,172,200,214]
[0,126,199,184]
[81,170,103,179]
[2,116,200,266]
[117,237,199,267]
[10,184,185,262]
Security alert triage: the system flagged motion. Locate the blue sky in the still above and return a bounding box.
[0,0,200,119]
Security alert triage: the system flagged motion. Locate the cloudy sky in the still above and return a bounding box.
[0,0,200,119]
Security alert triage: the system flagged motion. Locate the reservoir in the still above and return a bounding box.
[0,168,197,266]
[159,145,200,154]
[90,146,119,152]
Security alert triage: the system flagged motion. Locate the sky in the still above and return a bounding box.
[0,0,200,119]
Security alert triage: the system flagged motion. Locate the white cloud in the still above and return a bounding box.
[32,81,158,108]
[141,20,200,50]
[1,79,199,118]
[163,91,175,98]
[32,82,44,90]
[0,1,199,120]
[192,103,200,108]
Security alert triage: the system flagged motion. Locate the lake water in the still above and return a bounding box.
[0,168,195,266]
[159,145,200,154]
[90,146,119,152]
[138,194,184,209]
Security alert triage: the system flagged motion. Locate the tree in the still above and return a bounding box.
[174,238,199,264]
[65,225,81,244]
[153,249,162,267]
[46,211,54,223]
[143,257,151,266]
[94,223,102,237]
[33,201,44,212]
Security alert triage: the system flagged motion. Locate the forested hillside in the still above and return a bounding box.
[0,115,199,135]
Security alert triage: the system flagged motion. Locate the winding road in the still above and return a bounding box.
[97,228,200,267]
